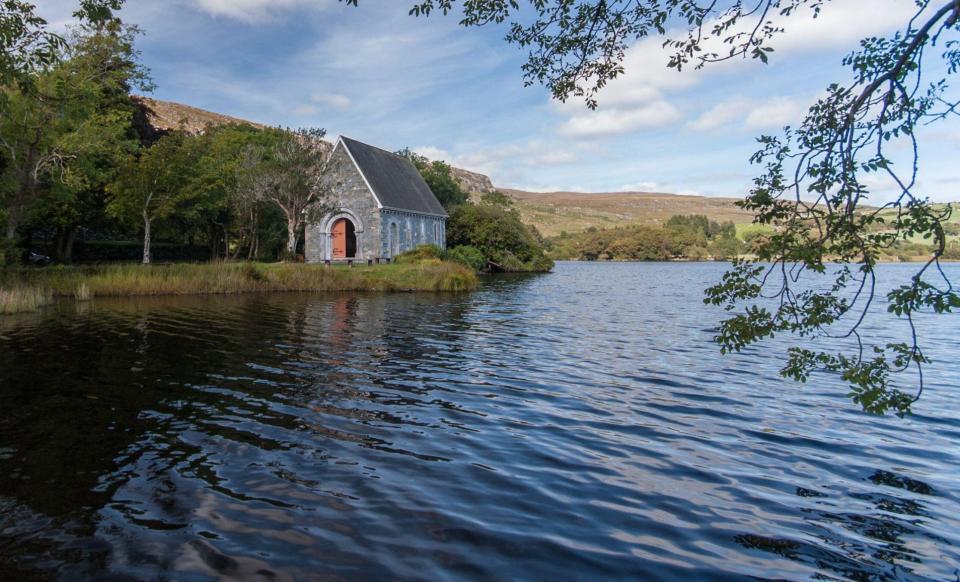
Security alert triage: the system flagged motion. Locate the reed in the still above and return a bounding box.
[0,261,478,315]
[0,286,52,315]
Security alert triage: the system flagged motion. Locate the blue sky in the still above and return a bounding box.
[40,0,958,201]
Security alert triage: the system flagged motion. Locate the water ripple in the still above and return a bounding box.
[0,263,958,580]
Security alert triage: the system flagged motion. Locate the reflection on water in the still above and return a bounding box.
[0,262,958,580]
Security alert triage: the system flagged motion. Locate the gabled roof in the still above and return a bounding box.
[339,136,447,217]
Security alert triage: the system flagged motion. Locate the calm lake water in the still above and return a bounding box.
[1,262,958,580]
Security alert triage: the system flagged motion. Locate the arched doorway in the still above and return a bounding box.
[331,218,357,259]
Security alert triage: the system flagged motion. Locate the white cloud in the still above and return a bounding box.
[619,181,659,192]
[412,145,453,160]
[191,0,329,22]
[688,96,807,132]
[532,151,578,165]
[293,93,353,117]
[688,98,752,131]
[552,0,919,137]
[768,0,919,55]
[744,97,807,130]
[559,101,682,137]
[320,94,351,110]
[293,104,318,115]
[410,140,592,186]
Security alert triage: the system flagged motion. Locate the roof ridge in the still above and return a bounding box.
[340,135,407,160]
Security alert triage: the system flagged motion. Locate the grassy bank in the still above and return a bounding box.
[0,261,478,315]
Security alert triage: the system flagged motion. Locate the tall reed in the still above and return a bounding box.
[0,261,478,315]
[0,287,52,315]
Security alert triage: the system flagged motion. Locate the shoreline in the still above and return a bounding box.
[0,261,479,315]
[550,257,959,263]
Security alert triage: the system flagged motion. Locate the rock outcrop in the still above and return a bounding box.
[449,167,494,194]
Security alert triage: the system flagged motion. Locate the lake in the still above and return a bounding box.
[1,262,958,580]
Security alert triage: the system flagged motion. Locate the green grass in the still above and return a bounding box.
[0,261,478,315]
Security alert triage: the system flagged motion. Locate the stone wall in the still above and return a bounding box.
[305,145,382,263]
[380,210,446,258]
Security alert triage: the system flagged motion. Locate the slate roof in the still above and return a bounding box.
[340,136,447,217]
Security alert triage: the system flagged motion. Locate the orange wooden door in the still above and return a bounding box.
[332,219,346,258]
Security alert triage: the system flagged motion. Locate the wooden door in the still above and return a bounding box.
[332,219,347,258]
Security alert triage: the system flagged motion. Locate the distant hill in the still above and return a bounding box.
[499,189,755,238]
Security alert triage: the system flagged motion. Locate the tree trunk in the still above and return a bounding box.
[55,227,79,263]
[221,222,230,260]
[247,207,259,261]
[285,218,297,259]
[63,227,78,264]
[142,213,152,264]
[208,221,220,261]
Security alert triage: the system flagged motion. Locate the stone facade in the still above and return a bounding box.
[305,140,446,263]
[379,210,446,258]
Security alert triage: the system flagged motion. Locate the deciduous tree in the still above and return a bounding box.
[107,132,199,264]
[237,128,334,259]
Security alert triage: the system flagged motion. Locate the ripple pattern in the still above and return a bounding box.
[0,262,958,580]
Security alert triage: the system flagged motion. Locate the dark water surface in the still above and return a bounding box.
[1,262,958,580]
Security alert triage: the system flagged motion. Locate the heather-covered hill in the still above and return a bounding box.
[499,189,755,238]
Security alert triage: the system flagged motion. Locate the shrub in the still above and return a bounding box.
[445,245,486,271]
[447,203,554,272]
[684,245,709,260]
[708,236,743,260]
[479,190,514,207]
[394,244,443,264]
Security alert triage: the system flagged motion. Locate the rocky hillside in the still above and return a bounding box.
[450,167,494,193]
